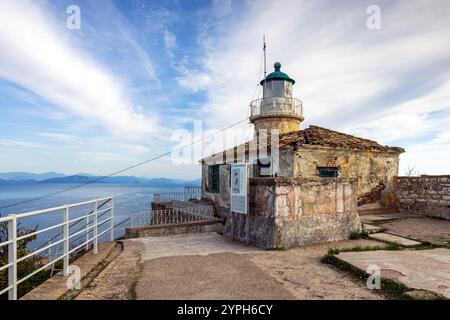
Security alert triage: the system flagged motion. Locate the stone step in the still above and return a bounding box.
[21,241,120,300]
[369,232,422,247]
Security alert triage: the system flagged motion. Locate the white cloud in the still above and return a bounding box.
[0,138,45,149]
[176,0,450,174]
[164,30,177,58]
[0,0,160,138]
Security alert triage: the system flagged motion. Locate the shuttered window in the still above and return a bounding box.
[208,165,220,193]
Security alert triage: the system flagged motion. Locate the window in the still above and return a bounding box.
[208,165,220,193]
[317,167,339,177]
[253,158,272,177]
[263,80,284,98]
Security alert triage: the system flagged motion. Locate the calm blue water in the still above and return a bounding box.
[0,183,185,249]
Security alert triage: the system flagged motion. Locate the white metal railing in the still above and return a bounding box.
[130,204,214,227]
[153,186,201,203]
[249,97,303,119]
[0,196,115,300]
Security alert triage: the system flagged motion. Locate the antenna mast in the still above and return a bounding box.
[263,35,267,96]
[263,35,267,79]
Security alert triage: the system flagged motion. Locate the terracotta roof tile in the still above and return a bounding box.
[201,125,404,162]
[288,126,405,152]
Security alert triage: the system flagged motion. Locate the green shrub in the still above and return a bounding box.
[0,220,51,299]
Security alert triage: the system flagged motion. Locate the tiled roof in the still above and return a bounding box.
[281,125,405,152]
[201,125,404,162]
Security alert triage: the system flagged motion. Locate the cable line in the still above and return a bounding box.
[0,116,249,211]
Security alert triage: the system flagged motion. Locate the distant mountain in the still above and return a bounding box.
[40,175,97,183]
[0,171,65,181]
[39,175,201,186]
[0,172,200,186]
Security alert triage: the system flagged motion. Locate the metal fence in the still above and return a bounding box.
[0,197,115,300]
[130,204,214,227]
[153,186,201,202]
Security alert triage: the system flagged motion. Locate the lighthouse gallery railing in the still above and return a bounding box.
[249,97,303,119]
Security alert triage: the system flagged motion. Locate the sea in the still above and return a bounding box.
[0,183,185,250]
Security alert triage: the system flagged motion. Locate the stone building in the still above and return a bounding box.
[200,62,404,249]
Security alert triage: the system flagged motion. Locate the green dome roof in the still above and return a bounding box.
[260,62,295,85]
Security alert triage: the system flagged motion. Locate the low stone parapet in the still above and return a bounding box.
[125,219,223,239]
[397,175,450,220]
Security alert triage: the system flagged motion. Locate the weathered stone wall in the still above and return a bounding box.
[201,143,400,221]
[397,175,450,220]
[224,177,361,249]
[294,146,400,210]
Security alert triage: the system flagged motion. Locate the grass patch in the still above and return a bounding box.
[321,249,410,299]
[268,247,288,251]
[324,242,402,257]
[349,230,369,240]
[321,243,449,300]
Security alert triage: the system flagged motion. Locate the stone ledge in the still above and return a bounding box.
[125,219,224,239]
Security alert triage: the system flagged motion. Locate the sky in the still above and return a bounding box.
[0,0,449,179]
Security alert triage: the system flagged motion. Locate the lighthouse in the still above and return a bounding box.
[201,58,404,249]
[249,62,304,134]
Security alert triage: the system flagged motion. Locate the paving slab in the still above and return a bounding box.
[360,213,419,223]
[378,217,450,245]
[136,252,296,300]
[336,248,450,299]
[363,224,382,233]
[369,233,421,247]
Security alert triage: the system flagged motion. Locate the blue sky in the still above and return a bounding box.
[0,0,449,179]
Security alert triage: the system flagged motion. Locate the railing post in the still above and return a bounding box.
[63,205,69,277]
[48,239,52,262]
[8,215,17,300]
[93,201,98,254]
[85,211,90,251]
[110,198,115,242]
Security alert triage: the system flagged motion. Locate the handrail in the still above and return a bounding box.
[153,186,202,202]
[249,97,303,119]
[33,199,111,252]
[0,196,115,300]
[130,203,214,227]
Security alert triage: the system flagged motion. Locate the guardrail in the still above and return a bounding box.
[0,197,114,300]
[249,97,303,119]
[130,204,214,227]
[153,186,201,202]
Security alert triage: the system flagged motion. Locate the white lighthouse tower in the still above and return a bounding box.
[249,62,304,134]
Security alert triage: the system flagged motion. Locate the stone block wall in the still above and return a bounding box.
[224,177,361,249]
[295,146,400,210]
[397,175,450,220]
